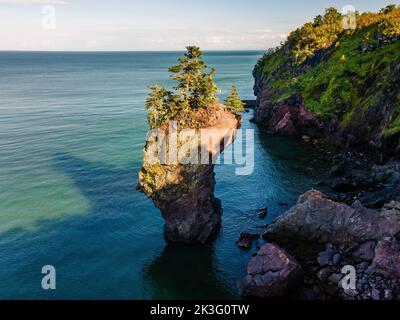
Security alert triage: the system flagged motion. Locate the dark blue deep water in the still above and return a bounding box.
[0,51,324,299]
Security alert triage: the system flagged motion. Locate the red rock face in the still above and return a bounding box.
[239,244,302,298]
[139,106,241,244]
[253,61,400,159]
[254,80,322,136]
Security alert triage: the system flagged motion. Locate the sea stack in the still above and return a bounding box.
[138,46,244,244]
[139,105,240,244]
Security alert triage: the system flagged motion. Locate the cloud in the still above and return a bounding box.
[206,36,233,45]
[0,0,69,4]
[247,29,273,34]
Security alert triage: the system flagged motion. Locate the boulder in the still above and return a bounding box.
[239,244,302,298]
[318,246,335,267]
[371,239,400,278]
[236,233,260,250]
[264,190,400,245]
[352,241,376,262]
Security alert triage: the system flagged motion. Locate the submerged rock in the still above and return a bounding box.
[236,232,260,250]
[239,243,302,298]
[139,105,240,244]
[258,208,268,219]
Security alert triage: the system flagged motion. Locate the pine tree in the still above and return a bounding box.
[224,86,245,115]
[145,46,222,128]
[146,85,181,128]
[169,46,220,109]
[381,4,397,14]
[323,7,342,24]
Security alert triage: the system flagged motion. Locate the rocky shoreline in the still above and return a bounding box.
[238,115,400,300]
[239,11,400,298]
[239,186,400,300]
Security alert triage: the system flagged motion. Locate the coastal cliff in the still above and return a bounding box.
[139,105,240,243]
[253,6,400,161]
[239,6,400,300]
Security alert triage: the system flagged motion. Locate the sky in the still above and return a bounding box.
[0,0,399,51]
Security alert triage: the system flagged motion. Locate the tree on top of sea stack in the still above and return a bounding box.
[169,46,220,109]
[146,46,221,128]
[224,86,245,115]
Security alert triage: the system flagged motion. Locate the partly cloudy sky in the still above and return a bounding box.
[0,0,398,51]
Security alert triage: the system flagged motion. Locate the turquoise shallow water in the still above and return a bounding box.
[0,51,324,299]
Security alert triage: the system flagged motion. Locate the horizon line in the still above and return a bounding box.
[0,49,268,53]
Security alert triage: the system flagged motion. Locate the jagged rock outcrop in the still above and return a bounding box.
[264,190,400,245]
[321,161,400,208]
[239,244,302,298]
[139,105,240,244]
[260,190,400,300]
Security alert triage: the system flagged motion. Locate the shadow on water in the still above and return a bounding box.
[51,152,139,216]
[0,152,231,299]
[142,243,235,300]
[256,126,329,178]
[0,152,160,299]
[51,153,231,299]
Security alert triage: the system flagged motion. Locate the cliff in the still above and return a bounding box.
[253,6,400,161]
[239,6,400,300]
[139,105,241,244]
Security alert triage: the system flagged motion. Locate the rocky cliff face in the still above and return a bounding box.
[253,73,339,139]
[254,59,400,160]
[253,9,400,161]
[139,105,240,244]
[240,8,400,300]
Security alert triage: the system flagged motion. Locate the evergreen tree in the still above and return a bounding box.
[145,46,222,128]
[146,85,181,128]
[169,46,220,109]
[323,7,342,24]
[381,4,397,14]
[224,86,245,115]
[313,15,324,27]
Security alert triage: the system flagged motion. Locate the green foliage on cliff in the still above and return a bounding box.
[254,5,400,129]
[224,86,245,115]
[383,103,400,137]
[288,7,343,64]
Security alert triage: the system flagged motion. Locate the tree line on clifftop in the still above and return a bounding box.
[252,5,400,142]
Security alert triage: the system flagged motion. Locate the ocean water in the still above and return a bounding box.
[0,51,325,299]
